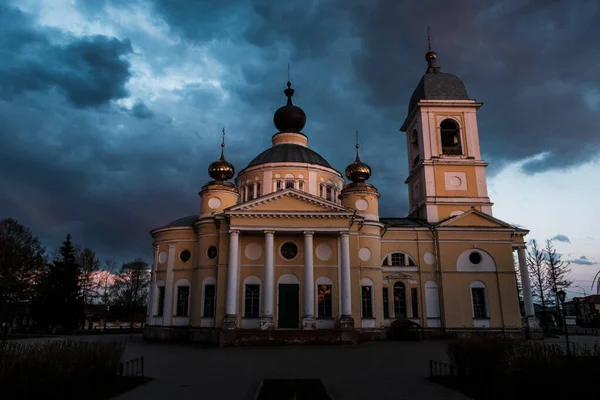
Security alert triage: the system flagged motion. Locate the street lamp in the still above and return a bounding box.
[557,290,571,357]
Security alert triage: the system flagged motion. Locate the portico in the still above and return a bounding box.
[222,223,354,331]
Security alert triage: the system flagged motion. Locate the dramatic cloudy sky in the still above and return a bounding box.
[1,0,598,297]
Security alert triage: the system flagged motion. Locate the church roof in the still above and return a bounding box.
[380,217,428,227]
[407,71,469,114]
[245,143,332,169]
[162,215,198,228]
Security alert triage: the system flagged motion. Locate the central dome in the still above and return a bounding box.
[273,82,306,133]
[246,143,332,169]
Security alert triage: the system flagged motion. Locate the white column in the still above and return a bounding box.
[303,231,315,320]
[146,245,159,324]
[517,247,535,317]
[253,183,258,199]
[263,231,275,317]
[225,230,240,316]
[163,244,176,325]
[340,232,352,317]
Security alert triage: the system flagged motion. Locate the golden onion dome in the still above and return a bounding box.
[208,129,235,181]
[345,140,371,183]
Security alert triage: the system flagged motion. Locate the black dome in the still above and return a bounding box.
[273,82,306,132]
[246,144,332,169]
[408,72,469,113]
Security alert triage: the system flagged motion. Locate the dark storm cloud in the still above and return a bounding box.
[0,7,132,108]
[2,0,599,266]
[551,234,571,244]
[569,256,597,266]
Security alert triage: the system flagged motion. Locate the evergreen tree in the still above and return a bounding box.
[32,234,84,332]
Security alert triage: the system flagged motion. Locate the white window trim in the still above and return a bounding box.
[315,277,334,319]
[243,276,262,318]
[392,281,407,319]
[174,278,191,317]
[470,280,490,320]
[201,277,217,318]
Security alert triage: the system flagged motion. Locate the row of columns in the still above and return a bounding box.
[224,230,353,329]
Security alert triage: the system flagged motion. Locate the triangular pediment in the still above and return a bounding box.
[225,189,353,215]
[438,209,516,229]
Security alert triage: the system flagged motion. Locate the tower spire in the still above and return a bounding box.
[425,26,439,73]
[355,130,360,161]
[220,127,226,159]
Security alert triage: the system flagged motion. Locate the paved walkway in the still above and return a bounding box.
[116,338,469,400]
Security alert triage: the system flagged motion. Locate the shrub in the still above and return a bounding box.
[446,335,600,398]
[0,339,125,399]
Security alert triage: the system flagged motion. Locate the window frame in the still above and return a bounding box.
[361,285,374,318]
[203,282,217,318]
[175,285,190,317]
[244,284,261,318]
[382,287,390,319]
[470,281,489,320]
[317,284,333,318]
[393,282,407,319]
[411,287,419,318]
[155,284,165,316]
[440,118,463,156]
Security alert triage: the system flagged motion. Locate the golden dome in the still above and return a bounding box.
[208,129,235,181]
[345,139,371,183]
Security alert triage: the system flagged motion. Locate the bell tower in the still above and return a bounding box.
[400,42,493,223]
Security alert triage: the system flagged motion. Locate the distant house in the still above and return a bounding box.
[564,295,600,327]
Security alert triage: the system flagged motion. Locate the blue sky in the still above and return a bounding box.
[0,0,598,297]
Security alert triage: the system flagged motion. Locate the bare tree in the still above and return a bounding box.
[75,247,100,305]
[111,259,150,331]
[545,239,573,326]
[528,239,550,327]
[99,258,118,306]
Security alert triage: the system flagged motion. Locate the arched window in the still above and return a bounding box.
[202,277,217,318]
[174,278,191,317]
[440,119,462,155]
[470,281,489,320]
[243,276,261,318]
[360,277,374,318]
[393,282,407,318]
[155,280,165,317]
[411,130,420,167]
[316,277,333,318]
[382,252,417,267]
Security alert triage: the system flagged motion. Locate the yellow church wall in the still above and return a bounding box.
[436,241,515,273]
[229,216,349,230]
[200,187,239,215]
[214,223,232,328]
[432,165,479,197]
[436,205,481,219]
[442,213,504,227]
[250,196,332,212]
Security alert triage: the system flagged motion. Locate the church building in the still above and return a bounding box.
[144,47,539,345]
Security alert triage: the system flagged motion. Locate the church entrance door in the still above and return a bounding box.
[278,284,299,328]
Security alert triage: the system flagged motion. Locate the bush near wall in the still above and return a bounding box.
[0,340,126,399]
[443,333,600,399]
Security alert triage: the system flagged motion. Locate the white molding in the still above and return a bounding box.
[226,188,353,213]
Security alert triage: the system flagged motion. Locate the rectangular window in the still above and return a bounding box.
[326,187,333,201]
[361,286,373,318]
[472,288,487,319]
[383,288,390,319]
[285,180,295,189]
[391,253,404,266]
[319,185,324,197]
[176,286,189,317]
[317,285,333,318]
[298,181,304,191]
[276,181,282,191]
[411,288,419,318]
[244,284,260,318]
[204,284,216,317]
[247,184,254,201]
[256,182,261,197]
[156,286,165,316]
